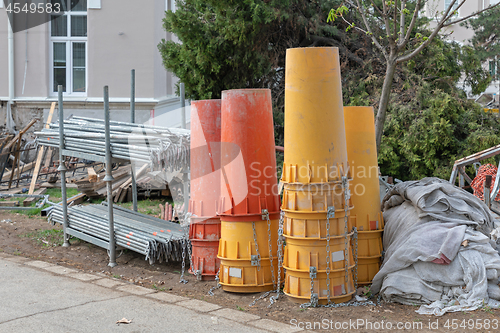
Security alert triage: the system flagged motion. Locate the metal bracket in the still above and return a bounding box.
[251,255,259,266]
[309,266,317,279]
[327,206,335,219]
[261,209,269,221]
[341,176,351,201]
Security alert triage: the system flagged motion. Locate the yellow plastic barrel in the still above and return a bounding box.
[217,220,281,292]
[344,106,383,284]
[343,106,382,232]
[284,268,355,304]
[281,47,354,304]
[281,183,352,216]
[283,235,354,271]
[357,229,383,257]
[284,215,353,239]
[282,47,350,184]
[357,256,382,285]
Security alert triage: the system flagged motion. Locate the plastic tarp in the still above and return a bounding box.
[371,177,500,316]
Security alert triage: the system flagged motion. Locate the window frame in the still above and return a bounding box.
[444,0,460,17]
[49,0,88,97]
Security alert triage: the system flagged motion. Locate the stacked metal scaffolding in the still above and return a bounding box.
[35,116,190,171]
[38,82,191,267]
[48,204,188,263]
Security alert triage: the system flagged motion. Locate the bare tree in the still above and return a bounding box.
[329,0,500,151]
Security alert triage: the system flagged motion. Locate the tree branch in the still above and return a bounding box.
[396,0,462,63]
[398,0,420,51]
[381,0,391,39]
[366,0,384,17]
[353,0,388,59]
[399,0,406,40]
[443,3,500,27]
[393,0,398,41]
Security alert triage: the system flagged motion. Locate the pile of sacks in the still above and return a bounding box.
[371,177,500,316]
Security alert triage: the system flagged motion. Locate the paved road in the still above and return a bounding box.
[0,253,301,333]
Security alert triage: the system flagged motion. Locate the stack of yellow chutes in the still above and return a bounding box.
[281,47,356,305]
[344,106,384,285]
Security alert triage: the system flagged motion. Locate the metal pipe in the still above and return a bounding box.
[48,204,187,262]
[485,175,492,208]
[104,86,117,267]
[179,83,189,221]
[6,0,16,132]
[180,82,186,129]
[72,116,190,134]
[130,69,135,124]
[131,69,138,212]
[57,85,70,248]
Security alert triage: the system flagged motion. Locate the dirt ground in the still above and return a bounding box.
[1,210,499,332]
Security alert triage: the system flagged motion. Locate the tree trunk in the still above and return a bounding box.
[375,59,397,152]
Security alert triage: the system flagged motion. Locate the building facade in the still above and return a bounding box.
[0,0,188,132]
[425,0,500,102]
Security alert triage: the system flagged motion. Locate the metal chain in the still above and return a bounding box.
[353,227,358,290]
[179,226,192,284]
[314,299,378,308]
[300,266,318,308]
[186,238,196,280]
[249,290,274,307]
[250,210,285,308]
[263,209,276,291]
[342,176,350,291]
[179,238,188,284]
[325,206,332,304]
[252,221,261,271]
[208,267,221,296]
[270,211,285,305]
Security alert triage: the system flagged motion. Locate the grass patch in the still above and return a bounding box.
[20,229,64,247]
[45,188,79,202]
[116,198,170,216]
[152,284,166,291]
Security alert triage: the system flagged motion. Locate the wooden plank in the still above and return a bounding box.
[1,161,36,181]
[66,192,86,206]
[114,163,149,203]
[117,184,129,203]
[4,118,40,188]
[22,188,47,207]
[40,182,79,189]
[0,201,19,207]
[29,102,56,195]
[44,148,54,170]
[8,135,23,189]
[87,167,98,183]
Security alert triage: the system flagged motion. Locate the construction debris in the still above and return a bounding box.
[0,118,39,189]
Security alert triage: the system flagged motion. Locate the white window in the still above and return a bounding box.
[444,0,459,15]
[49,0,87,96]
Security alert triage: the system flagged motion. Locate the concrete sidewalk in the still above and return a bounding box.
[0,253,302,333]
